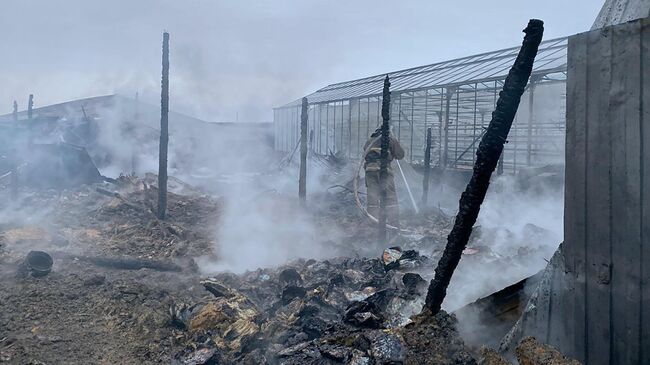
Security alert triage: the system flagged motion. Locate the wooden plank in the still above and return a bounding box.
[640,17,650,365]
[610,20,643,365]
[564,31,589,362]
[584,26,613,365]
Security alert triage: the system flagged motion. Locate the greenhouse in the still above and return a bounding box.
[273,37,568,174]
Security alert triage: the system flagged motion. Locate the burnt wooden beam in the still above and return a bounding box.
[378,75,391,245]
[424,19,544,314]
[157,32,170,220]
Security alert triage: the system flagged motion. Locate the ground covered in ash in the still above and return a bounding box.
[0,174,557,364]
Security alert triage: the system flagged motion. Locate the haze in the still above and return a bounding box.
[0,0,601,123]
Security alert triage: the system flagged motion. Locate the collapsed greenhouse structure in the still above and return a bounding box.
[274,37,568,174]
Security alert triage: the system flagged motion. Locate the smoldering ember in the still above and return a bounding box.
[0,1,648,365]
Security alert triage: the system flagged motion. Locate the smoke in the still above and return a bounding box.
[441,174,562,310]
[442,174,564,347]
[196,159,345,274]
[0,1,601,123]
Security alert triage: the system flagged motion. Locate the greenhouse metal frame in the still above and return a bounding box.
[274,37,568,174]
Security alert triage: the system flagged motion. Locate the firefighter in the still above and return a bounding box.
[363,128,405,228]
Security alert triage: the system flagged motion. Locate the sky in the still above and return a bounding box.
[0,0,603,123]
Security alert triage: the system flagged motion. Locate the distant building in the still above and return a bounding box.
[0,94,275,177]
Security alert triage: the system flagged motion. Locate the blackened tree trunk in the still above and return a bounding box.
[157,32,170,220]
[424,19,544,314]
[421,127,432,206]
[299,97,308,205]
[378,76,391,245]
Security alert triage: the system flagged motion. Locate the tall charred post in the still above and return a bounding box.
[424,19,544,314]
[12,101,17,121]
[421,127,432,206]
[27,94,33,120]
[378,76,391,245]
[157,32,170,220]
[299,97,308,205]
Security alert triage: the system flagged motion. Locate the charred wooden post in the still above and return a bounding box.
[421,127,433,206]
[299,97,308,205]
[27,94,33,119]
[424,19,544,314]
[12,101,17,121]
[157,32,170,220]
[378,76,391,245]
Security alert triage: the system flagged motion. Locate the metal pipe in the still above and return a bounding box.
[421,127,432,207]
[442,87,453,168]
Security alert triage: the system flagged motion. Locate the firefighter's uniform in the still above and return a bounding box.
[363,130,405,227]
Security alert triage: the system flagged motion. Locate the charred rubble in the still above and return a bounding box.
[0,168,579,365]
[170,249,476,364]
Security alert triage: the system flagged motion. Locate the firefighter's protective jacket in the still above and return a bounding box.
[363,135,405,172]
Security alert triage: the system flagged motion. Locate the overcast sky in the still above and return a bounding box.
[0,1,603,122]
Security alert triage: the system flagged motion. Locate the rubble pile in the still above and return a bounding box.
[0,175,224,363]
[92,174,220,259]
[0,175,567,364]
[0,174,221,263]
[171,251,476,364]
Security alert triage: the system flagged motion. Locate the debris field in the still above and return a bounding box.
[0,173,576,364]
